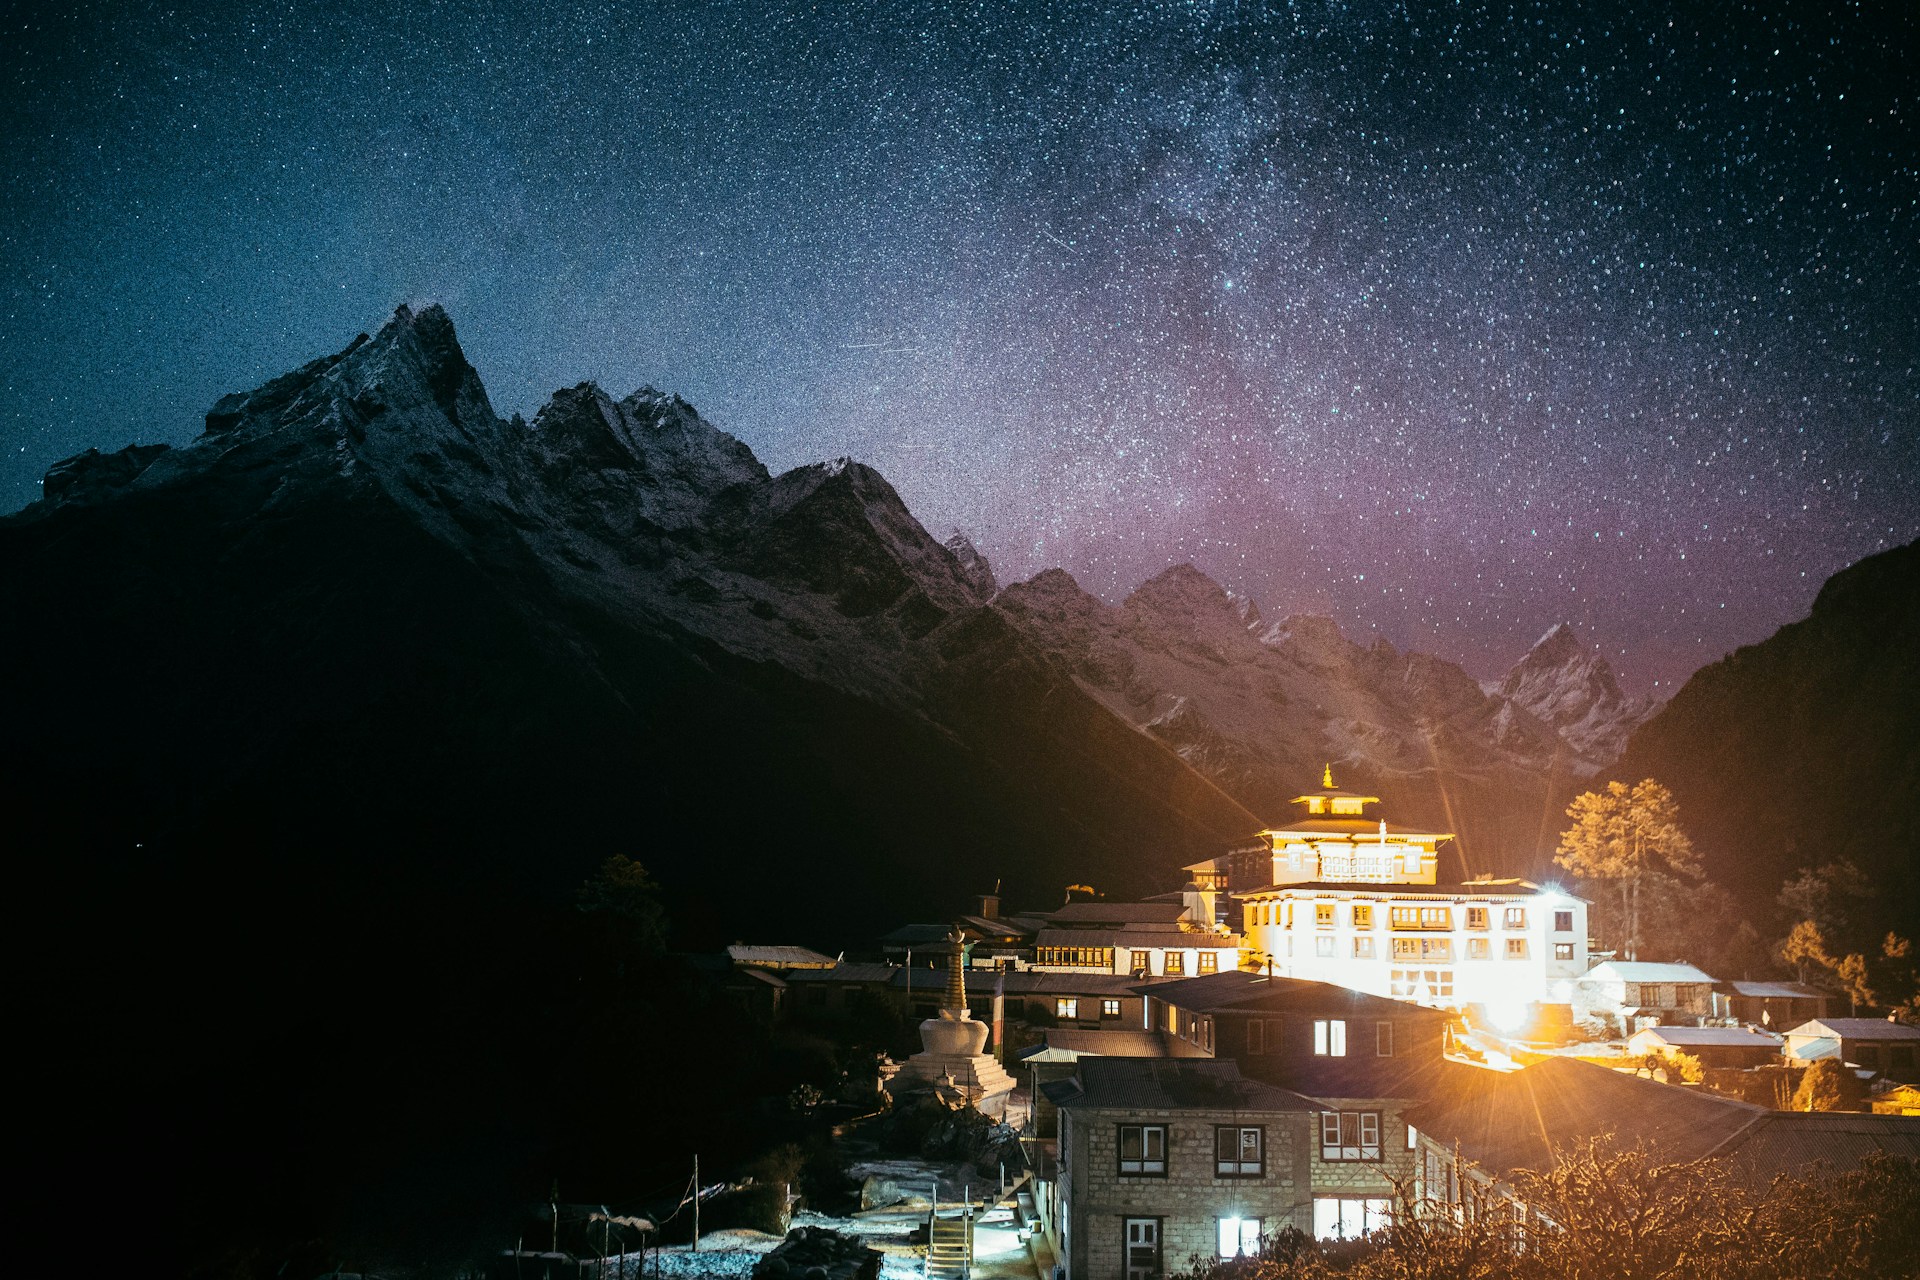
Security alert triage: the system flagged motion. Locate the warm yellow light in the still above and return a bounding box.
[1487,997,1529,1033]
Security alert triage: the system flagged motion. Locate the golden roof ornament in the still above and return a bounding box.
[1323,763,1335,789]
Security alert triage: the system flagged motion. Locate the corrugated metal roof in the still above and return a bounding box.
[1630,1026,1783,1048]
[1414,1057,1920,1189]
[1016,1029,1174,1063]
[1056,1058,1321,1113]
[1032,927,1240,949]
[1134,970,1450,1019]
[1047,902,1189,925]
[1789,1018,1920,1040]
[1719,980,1826,999]
[1583,961,1718,984]
[726,944,836,968]
[783,962,899,984]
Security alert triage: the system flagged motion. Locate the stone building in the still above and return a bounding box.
[1044,1059,1319,1280]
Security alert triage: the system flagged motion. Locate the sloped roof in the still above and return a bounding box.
[726,944,836,968]
[1015,1029,1174,1063]
[1582,961,1718,984]
[783,962,899,985]
[1629,1026,1783,1049]
[1051,1058,1321,1113]
[1047,902,1189,926]
[1785,1018,1920,1040]
[890,969,1164,996]
[1236,880,1560,900]
[1260,819,1447,839]
[1133,970,1450,1019]
[1718,980,1827,1000]
[1411,1057,1920,1188]
[1032,927,1241,949]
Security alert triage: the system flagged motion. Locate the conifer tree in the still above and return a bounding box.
[1555,779,1699,961]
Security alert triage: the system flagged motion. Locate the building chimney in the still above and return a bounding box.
[978,892,1001,919]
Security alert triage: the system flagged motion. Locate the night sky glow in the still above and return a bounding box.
[4,0,1915,691]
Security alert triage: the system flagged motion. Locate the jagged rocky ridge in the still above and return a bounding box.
[994,565,1653,873]
[3,304,1260,930]
[8,303,1653,897]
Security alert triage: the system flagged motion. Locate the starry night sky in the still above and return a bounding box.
[4,0,1915,691]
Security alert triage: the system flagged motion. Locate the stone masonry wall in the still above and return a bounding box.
[1309,1099,1416,1200]
[1065,1106,1312,1280]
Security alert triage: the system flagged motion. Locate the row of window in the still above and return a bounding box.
[1247,902,1577,934]
[1290,936,1576,961]
[1116,1113,1395,1177]
[1123,1198,1396,1273]
[1241,1017,1394,1057]
[1036,947,1223,975]
[1055,997,1125,1020]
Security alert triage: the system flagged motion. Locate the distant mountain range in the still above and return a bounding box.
[5,303,1655,920]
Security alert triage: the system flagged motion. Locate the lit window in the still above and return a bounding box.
[1118,1124,1167,1175]
[1467,938,1490,960]
[1056,998,1079,1019]
[1165,951,1185,975]
[1199,951,1218,974]
[1313,1198,1390,1240]
[1553,909,1574,933]
[1353,937,1375,958]
[1319,1111,1381,1161]
[1504,907,1527,929]
[1376,1022,1393,1056]
[1505,938,1528,960]
[1390,969,1454,998]
[1352,903,1373,929]
[1314,1019,1348,1056]
[1216,1125,1264,1176]
[1406,1123,1419,1151]
[1217,1216,1262,1258]
[1103,999,1123,1017]
[1554,942,1575,961]
[1315,902,1335,927]
[1316,936,1335,957]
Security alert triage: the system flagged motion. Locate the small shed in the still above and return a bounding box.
[1627,1024,1784,1070]
[1712,980,1830,1029]
[1781,1018,1920,1083]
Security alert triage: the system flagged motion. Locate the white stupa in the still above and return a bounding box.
[888,928,1016,1116]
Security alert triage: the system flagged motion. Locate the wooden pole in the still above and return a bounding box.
[692,1154,700,1253]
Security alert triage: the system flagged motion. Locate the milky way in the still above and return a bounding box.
[3,0,1914,689]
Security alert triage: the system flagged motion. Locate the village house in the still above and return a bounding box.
[1043,1058,1320,1280]
[1411,1056,1920,1220]
[1711,979,1830,1030]
[1572,959,1718,1031]
[1031,900,1243,979]
[1137,969,1454,1100]
[1233,770,1588,1036]
[1781,1018,1920,1083]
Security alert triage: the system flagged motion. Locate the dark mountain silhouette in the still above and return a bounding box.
[1614,538,1920,941]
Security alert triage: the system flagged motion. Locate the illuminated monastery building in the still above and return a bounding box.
[1234,769,1588,1035]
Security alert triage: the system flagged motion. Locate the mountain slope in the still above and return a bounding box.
[5,304,1275,1268]
[1614,539,1920,938]
[995,563,1623,876]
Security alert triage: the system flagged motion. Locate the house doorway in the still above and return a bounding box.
[1124,1217,1161,1279]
